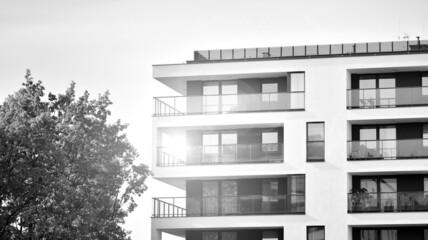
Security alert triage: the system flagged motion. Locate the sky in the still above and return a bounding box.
[1,0,428,239]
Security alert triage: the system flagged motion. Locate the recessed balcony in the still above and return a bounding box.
[157,143,283,166]
[152,194,305,218]
[348,191,428,213]
[153,176,305,218]
[153,92,305,116]
[348,139,428,160]
[347,86,428,109]
[348,175,428,213]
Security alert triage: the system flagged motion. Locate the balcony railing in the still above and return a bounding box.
[153,92,305,116]
[152,194,305,218]
[347,139,428,160]
[157,143,283,166]
[347,86,428,109]
[192,40,428,62]
[348,191,428,213]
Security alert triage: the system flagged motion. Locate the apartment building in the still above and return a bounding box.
[151,39,428,240]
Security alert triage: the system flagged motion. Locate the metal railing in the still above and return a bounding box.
[157,143,284,166]
[348,191,428,213]
[347,86,428,109]
[347,139,428,160]
[193,40,428,62]
[152,194,305,218]
[153,92,305,116]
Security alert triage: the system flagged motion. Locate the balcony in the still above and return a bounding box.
[192,39,428,62]
[348,191,428,213]
[347,86,428,109]
[152,194,305,218]
[347,139,428,160]
[153,92,304,116]
[157,143,283,166]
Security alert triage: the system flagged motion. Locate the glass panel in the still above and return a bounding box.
[361,179,378,192]
[221,181,237,214]
[203,232,219,240]
[221,132,237,145]
[263,231,279,240]
[423,76,428,95]
[291,175,305,194]
[262,131,278,152]
[307,142,325,160]
[203,133,219,163]
[262,83,278,102]
[203,82,220,95]
[380,178,397,211]
[424,124,428,147]
[361,230,378,240]
[221,132,237,163]
[262,179,279,202]
[203,182,218,215]
[307,226,325,240]
[360,128,377,140]
[379,126,396,159]
[222,81,237,94]
[221,232,237,240]
[359,78,376,108]
[308,123,324,141]
[380,229,397,240]
[290,73,305,92]
[203,82,220,113]
[379,77,396,107]
[307,123,324,160]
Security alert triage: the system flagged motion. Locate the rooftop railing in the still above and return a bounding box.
[153,92,304,116]
[157,143,283,167]
[347,86,428,109]
[193,40,428,62]
[152,194,305,218]
[348,191,428,213]
[347,139,428,160]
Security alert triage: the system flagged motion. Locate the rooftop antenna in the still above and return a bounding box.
[402,32,409,40]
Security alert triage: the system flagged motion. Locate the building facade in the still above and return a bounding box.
[151,40,428,240]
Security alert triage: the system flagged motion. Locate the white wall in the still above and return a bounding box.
[151,53,428,240]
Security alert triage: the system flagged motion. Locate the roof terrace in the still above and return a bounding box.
[191,39,428,63]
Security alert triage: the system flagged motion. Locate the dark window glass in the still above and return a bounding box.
[202,232,219,240]
[307,122,325,161]
[221,232,237,240]
[307,226,325,240]
[263,231,279,240]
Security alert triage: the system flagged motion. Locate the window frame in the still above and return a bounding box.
[306,122,325,162]
[307,226,325,240]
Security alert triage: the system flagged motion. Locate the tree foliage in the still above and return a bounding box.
[0,70,151,239]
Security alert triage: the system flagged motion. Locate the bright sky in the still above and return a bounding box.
[1,0,428,239]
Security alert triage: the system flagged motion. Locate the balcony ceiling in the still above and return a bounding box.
[155,72,288,95]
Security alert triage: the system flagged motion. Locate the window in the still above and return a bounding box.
[263,231,279,240]
[202,181,219,216]
[262,179,279,212]
[307,226,325,240]
[358,74,396,108]
[423,73,428,95]
[221,232,237,240]
[358,229,398,240]
[358,125,397,159]
[307,122,325,161]
[203,232,219,240]
[262,131,279,152]
[424,124,428,147]
[290,72,305,109]
[262,83,278,102]
[221,181,237,214]
[202,81,237,113]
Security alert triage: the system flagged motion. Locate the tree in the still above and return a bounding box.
[0,70,151,239]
